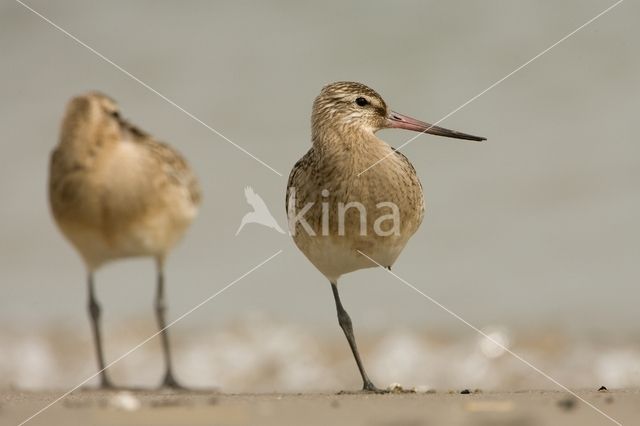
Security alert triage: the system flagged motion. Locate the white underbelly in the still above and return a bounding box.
[58,209,194,270]
[296,235,409,283]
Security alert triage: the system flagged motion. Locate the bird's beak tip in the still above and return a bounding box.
[387,110,486,142]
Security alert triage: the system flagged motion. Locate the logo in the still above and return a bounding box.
[235,186,285,235]
[236,186,403,238]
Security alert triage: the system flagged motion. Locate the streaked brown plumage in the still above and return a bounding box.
[287,81,485,392]
[49,92,200,389]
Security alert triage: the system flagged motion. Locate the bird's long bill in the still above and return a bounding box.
[386,111,486,141]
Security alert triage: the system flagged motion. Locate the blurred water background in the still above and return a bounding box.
[1,0,639,390]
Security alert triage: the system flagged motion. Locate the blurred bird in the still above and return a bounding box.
[49,92,201,389]
[286,82,484,392]
[236,186,285,235]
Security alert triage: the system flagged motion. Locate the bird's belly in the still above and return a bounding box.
[52,164,198,270]
[288,147,424,282]
[57,207,194,270]
[294,233,411,283]
[56,222,144,269]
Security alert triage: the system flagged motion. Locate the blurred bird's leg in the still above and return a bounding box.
[87,272,116,389]
[331,282,385,393]
[154,258,185,390]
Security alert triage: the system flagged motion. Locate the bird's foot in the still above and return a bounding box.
[97,374,120,390]
[80,377,120,391]
[336,381,389,395]
[159,374,188,391]
[363,381,389,394]
[99,383,118,391]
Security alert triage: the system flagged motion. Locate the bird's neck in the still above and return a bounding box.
[312,127,393,166]
[56,123,120,170]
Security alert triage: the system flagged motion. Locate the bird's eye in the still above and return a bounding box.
[109,110,120,119]
[355,97,369,107]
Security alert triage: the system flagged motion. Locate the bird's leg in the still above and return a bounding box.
[154,262,185,390]
[331,282,384,393]
[87,272,115,389]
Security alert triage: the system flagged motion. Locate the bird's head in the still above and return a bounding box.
[60,92,146,146]
[311,81,485,142]
[62,92,120,138]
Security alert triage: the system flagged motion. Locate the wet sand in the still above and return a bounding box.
[2,389,637,426]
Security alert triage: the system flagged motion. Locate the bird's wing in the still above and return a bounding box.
[142,138,202,206]
[286,148,313,215]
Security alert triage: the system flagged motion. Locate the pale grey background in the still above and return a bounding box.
[1,0,638,342]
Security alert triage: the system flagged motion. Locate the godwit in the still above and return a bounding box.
[49,92,201,389]
[286,82,485,392]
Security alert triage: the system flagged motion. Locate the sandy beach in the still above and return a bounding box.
[2,388,636,426]
[2,322,638,425]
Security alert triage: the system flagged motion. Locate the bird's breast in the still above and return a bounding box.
[289,145,424,243]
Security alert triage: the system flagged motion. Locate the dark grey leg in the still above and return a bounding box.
[87,273,115,389]
[155,265,184,389]
[331,282,383,393]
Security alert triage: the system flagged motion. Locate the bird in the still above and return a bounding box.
[236,186,285,235]
[286,81,485,393]
[48,92,201,390]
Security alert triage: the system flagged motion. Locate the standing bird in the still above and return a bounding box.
[286,82,484,392]
[49,92,201,389]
